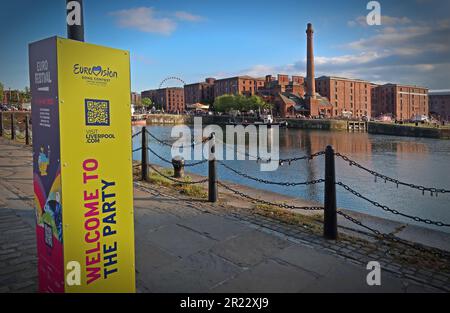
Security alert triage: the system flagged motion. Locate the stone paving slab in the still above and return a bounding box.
[212,258,319,293]
[145,222,218,259]
[176,213,251,242]
[141,251,243,293]
[0,207,37,293]
[209,229,292,268]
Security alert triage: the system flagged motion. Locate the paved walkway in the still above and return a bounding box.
[0,137,448,293]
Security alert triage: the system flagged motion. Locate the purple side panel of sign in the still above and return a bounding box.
[29,37,64,293]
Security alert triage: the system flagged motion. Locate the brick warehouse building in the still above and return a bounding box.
[184,78,215,107]
[315,76,371,119]
[371,84,429,121]
[257,74,307,117]
[131,92,141,106]
[141,87,185,113]
[213,75,266,98]
[429,90,450,121]
[259,74,305,97]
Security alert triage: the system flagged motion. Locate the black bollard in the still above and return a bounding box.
[25,115,30,145]
[141,126,148,181]
[172,156,185,178]
[0,112,3,137]
[324,145,338,240]
[10,113,15,140]
[208,133,217,202]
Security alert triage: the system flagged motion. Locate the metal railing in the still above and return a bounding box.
[132,126,450,259]
[0,112,31,145]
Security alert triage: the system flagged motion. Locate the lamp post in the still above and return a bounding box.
[66,0,84,41]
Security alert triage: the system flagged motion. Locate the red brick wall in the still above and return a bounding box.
[430,94,450,121]
[371,85,428,121]
[316,77,371,118]
[142,88,185,113]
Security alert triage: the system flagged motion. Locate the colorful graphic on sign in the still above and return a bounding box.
[29,37,135,293]
[29,37,64,293]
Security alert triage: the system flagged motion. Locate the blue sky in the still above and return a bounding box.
[0,0,449,92]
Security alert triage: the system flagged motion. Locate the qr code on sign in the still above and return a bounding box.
[85,99,110,126]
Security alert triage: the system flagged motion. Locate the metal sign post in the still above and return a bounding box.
[66,0,84,41]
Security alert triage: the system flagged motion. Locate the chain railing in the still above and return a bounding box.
[132,128,450,259]
[335,152,450,195]
[216,137,326,165]
[336,210,450,259]
[217,181,324,211]
[0,112,31,145]
[147,163,209,185]
[146,128,210,149]
[336,181,450,227]
[146,145,209,167]
[219,161,325,186]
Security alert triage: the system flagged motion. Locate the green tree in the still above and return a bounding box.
[0,82,4,102]
[248,95,272,111]
[22,86,31,102]
[213,94,272,113]
[213,94,238,112]
[141,97,153,107]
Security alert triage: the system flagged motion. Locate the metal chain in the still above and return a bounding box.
[144,130,172,146]
[184,159,209,167]
[217,181,323,211]
[147,146,209,167]
[146,129,210,148]
[132,130,142,138]
[219,161,325,186]
[147,146,172,164]
[216,138,271,163]
[148,163,209,185]
[216,138,271,162]
[337,210,450,259]
[335,153,450,195]
[278,151,326,165]
[336,181,450,227]
[216,137,326,165]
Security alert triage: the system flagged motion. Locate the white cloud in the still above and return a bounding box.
[174,11,204,22]
[231,19,450,89]
[315,52,383,65]
[348,15,412,27]
[110,7,176,35]
[110,7,205,35]
[237,64,274,77]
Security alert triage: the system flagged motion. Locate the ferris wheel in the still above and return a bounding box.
[158,76,186,89]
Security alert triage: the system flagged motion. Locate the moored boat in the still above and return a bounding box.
[131,114,147,126]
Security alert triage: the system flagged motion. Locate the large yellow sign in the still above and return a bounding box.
[56,38,134,292]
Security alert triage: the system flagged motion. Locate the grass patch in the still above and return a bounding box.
[252,203,323,234]
[383,240,450,273]
[136,166,207,199]
[177,176,207,198]
[148,168,173,187]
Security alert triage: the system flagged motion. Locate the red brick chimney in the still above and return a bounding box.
[306,23,316,99]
